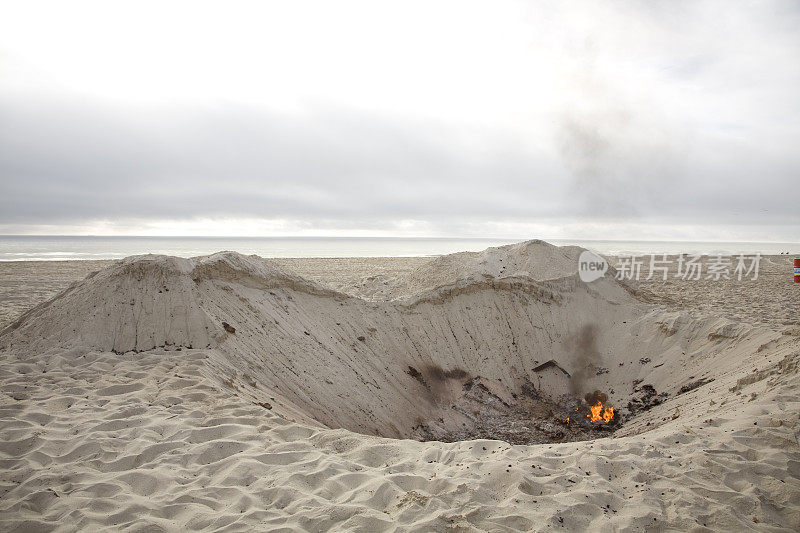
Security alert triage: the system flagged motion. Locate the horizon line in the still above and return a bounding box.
[0,235,797,245]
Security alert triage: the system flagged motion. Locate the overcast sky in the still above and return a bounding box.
[1,0,798,240]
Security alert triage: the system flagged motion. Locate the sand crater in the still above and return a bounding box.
[1,241,775,446]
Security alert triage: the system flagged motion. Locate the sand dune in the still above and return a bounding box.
[1,241,798,531]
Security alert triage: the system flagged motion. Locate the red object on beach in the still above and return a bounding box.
[795,258,800,283]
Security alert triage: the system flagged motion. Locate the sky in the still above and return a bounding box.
[0,0,798,241]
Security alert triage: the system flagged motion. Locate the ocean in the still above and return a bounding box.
[0,236,797,261]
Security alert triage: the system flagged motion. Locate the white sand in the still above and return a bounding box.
[0,241,798,531]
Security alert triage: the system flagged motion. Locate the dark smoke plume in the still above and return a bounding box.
[568,324,601,397]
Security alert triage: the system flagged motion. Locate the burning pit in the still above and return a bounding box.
[404,336,624,445]
[410,372,621,445]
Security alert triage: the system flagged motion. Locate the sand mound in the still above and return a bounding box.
[341,239,590,301]
[1,241,799,530]
[0,252,335,354]
[408,239,585,288]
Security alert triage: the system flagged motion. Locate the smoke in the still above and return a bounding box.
[556,108,636,215]
[553,36,677,218]
[568,324,601,397]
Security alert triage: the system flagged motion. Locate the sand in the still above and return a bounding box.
[0,241,798,531]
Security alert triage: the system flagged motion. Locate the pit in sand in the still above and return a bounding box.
[405,364,620,445]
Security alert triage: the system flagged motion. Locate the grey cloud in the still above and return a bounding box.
[3,94,795,231]
[0,97,575,225]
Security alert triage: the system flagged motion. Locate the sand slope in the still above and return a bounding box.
[1,241,799,531]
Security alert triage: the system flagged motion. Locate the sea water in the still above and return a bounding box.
[0,235,797,261]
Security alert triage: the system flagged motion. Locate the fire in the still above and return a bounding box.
[587,401,614,423]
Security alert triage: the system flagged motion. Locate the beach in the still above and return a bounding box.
[0,242,798,531]
[3,0,799,529]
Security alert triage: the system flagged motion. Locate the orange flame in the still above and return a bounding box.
[587,401,614,423]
